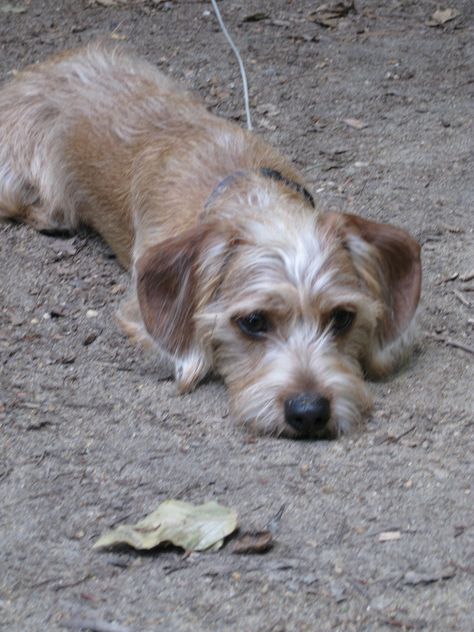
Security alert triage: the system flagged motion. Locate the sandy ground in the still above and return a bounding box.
[1,1,473,630]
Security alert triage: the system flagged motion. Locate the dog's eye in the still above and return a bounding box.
[235,312,270,338]
[330,309,355,334]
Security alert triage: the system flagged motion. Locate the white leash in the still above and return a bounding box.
[209,0,253,131]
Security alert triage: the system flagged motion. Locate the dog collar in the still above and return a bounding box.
[205,168,315,211]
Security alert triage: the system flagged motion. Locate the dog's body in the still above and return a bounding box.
[0,44,421,438]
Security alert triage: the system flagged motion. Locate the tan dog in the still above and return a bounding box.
[0,44,421,438]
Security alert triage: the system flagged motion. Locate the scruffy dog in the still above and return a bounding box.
[0,44,421,438]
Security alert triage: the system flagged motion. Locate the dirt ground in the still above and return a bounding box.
[1,1,473,630]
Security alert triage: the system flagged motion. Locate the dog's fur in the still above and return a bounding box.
[0,44,421,438]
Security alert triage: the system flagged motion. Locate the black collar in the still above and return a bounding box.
[259,168,315,208]
[205,167,315,211]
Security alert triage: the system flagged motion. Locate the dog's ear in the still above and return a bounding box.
[322,212,421,371]
[136,222,234,359]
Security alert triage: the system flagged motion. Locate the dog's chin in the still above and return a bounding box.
[278,423,338,441]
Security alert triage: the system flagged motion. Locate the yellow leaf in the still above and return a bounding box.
[93,500,238,552]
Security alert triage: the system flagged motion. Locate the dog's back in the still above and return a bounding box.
[0,44,210,265]
[0,43,299,269]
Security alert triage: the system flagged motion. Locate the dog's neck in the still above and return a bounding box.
[204,168,315,215]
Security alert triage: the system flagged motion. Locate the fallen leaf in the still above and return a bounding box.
[307,1,355,28]
[343,117,367,130]
[378,530,401,542]
[271,19,291,28]
[93,500,238,552]
[49,306,67,318]
[242,12,269,23]
[460,270,474,282]
[256,103,280,117]
[8,311,24,326]
[329,579,346,603]
[83,332,98,346]
[0,3,27,12]
[231,530,274,554]
[319,147,352,170]
[110,283,125,295]
[403,566,455,585]
[258,118,277,131]
[428,8,460,26]
[48,237,78,257]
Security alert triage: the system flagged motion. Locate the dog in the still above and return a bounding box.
[0,44,421,438]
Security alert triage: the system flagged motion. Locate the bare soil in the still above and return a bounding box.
[1,1,473,630]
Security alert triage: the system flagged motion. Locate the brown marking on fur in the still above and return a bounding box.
[136,223,216,355]
[322,212,421,343]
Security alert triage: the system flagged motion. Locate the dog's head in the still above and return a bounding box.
[136,208,420,438]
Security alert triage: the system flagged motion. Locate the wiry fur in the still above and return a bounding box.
[0,44,422,438]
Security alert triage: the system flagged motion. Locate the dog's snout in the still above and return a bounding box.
[284,393,330,434]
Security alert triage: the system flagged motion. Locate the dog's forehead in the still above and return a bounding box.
[231,212,353,294]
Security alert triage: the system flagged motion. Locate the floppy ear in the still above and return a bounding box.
[135,222,234,359]
[322,212,421,373]
[341,213,421,343]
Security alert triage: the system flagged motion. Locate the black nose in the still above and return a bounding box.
[284,393,331,435]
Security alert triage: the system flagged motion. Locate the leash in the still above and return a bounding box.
[210,0,253,131]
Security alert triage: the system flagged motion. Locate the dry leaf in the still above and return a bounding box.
[460,270,474,282]
[378,530,401,542]
[242,12,269,23]
[48,237,78,257]
[231,530,274,554]
[0,3,27,12]
[307,1,355,28]
[256,103,280,117]
[404,566,455,585]
[94,0,126,6]
[94,500,238,552]
[343,117,367,130]
[428,8,460,26]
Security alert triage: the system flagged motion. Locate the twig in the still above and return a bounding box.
[453,289,471,307]
[437,272,458,284]
[61,618,134,632]
[266,503,286,534]
[53,574,93,591]
[427,333,474,355]
[394,425,416,442]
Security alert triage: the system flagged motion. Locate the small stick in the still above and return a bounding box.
[437,272,458,284]
[453,289,471,308]
[266,504,286,534]
[440,223,464,234]
[394,425,416,442]
[428,333,474,355]
[61,618,133,632]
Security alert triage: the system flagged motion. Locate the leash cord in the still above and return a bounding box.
[209,0,253,131]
